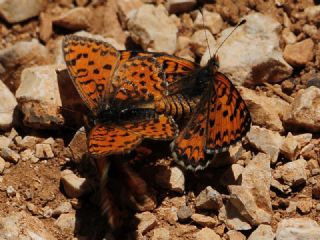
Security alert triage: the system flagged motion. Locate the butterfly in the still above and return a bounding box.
[170,55,252,171]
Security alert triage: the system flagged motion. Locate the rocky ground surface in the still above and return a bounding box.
[0,0,319,239]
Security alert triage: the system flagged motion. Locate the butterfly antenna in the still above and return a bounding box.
[213,19,246,56]
[199,8,212,59]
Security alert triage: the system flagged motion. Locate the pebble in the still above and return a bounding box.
[39,13,53,42]
[0,81,17,130]
[27,202,38,215]
[219,203,251,231]
[117,0,143,27]
[151,227,170,240]
[195,186,223,211]
[283,39,314,67]
[307,77,320,89]
[297,200,312,214]
[0,0,44,23]
[191,213,217,228]
[165,0,196,14]
[193,9,223,34]
[54,213,77,234]
[155,166,185,193]
[53,7,92,30]
[20,149,34,162]
[17,136,41,149]
[0,156,5,174]
[0,135,11,149]
[247,224,275,240]
[177,205,193,222]
[280,133,299,161]
[282,28,297,44]
[135,211,157,235]
[6,185,16,197]
[190,29,216,57]
[276,218,320,240]
[35,143,54,159]
[128,4,178,54]
[41,206,53,218]
[226,230,246,240]
[194,227,221,240]
[60,170,91,198]
[312,182,320,199]
[0,147,20,163]
[52,201,73,218]
[304,5,320,23]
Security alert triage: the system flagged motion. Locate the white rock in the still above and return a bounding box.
[54,213,76,234]
[0,211,56,239]
[6,185,16,197]
[128,4,178,54]
[16,65,64,129]
[274,159,307,187]
[35,143,54,159]
[201,13,292,86]
[0,81,17,130]
[276,218,320,240]
[195,186,223,210]
[229,153,272,225]
[0,0,45,23]
[60,170,91,198]
[155,166,185,193]
[165,0,196,14]
[135,211,157,235]
[246,126,284,164]
[117,0,143,26]
[194,227,221,240]
[280,133,299,161]
[283,87,320,132]
[0,147,20,163]
[194,9,223,34]
[239,87,289,132]
[248,224,275,240]
[53,7,92,30]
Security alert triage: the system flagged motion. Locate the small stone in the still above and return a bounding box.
[191,214,217,228]
[17,136,41,149]
[274,159,307,187]
[177,205,193,222]
[280,133,299,161]
[0,81,17,130]
[283,87,320,132]
[128,4,178,54]
[155,166,185,193]
[219,203,252,231]
[286,201,297,213]
[151,227,170,240]
[248,224,275,240]
[276,218,320,240]
[0,147,20,163]
[246,126,283,164]
[27,203,38,215]
[282,28,297,44]
[194,9,223,34]
[135,211,157,235]
[0,156,5,174]
[52,202,73,218]
[304,5,320,23]
[281,80,295,94]
[39,13,53,42]
[117,0,143,27]
[195,186,223,211]
[312,182,320,199]
[0,135,11,149]
[307,77,320,89]
[35,143,54,159]
[6,185,16,197]
[41,206,53,218]
[220,164,244,186]
[190,29,216,57]
[60,170,91,198]
[226,230,246,240]
[297,200,312,214]
[283,39,314,67]
[194,227,221,240]
[20,149,34,161]
[0,0,45,23]
[271,178,291,194]
[165,0,196,14]
[54,213,77,234]
[53,7,92,30]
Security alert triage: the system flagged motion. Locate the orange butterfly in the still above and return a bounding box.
[170,55,251,171]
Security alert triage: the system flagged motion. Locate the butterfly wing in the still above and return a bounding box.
[124,114,178,141]
[205,72,251,154]
[63,35,121,115]
[88,124,142,157]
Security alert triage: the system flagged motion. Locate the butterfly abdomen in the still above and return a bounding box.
[155,94,199,120]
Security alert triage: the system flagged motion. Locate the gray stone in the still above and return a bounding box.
[276,218,320,240]
[0,81,17,130]
[195,186,223,211]
[0,147,20,163]
[248,224,275,240]
[177,205,193,222]
[190,214,217,228]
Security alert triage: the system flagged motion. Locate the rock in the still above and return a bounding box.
[220,164,244,186]
[226,230,246,240]
[128,4,178,54]
[35,143,54,159]
[248,224,275,240]
[177,205,193,222]
[0,0,45,23]
[52,202,73,218]
[304,5,320,23]
[135,212,157,235]
[157,207,178,225]
[155,166,185,193]
[283,87,320,132]
[39,13,53,42]
[239,87,289,132]
[0,135,11,149]
[297,200,312,214]
[0,147,20,163]
[0,39,50,92]
[212,142,244,168]
[286,201,297,213]
[246,126,283,164]
[194,9,223,34]
[0,157,5,174]
[307,77,320,89]
[282,28,297,45]
[201,13,292,86]
[16,65,64,129]
[191,214,217,228]
[17,136,41,149]
[194,227,221,240]
[53,7,92,30]
[165,0,196,14]
[0,81,17,130]
[280,133,299,161]
[274,159,307,187]
[195,186,223,211]
[0,211,56,239]
[151,227,170,240]
[283,39,314,67]
[271,178,291,194]
[276,218,320,240]
[6,185,16,197]
[190,29,216,57]
[219,203,251,231]
[312,182,320,199]
[228,153,272,226]
[54,213,77,234]
[117,0,143,27]
[303,24,320,41]
[60,169,91,198]
[68,127,87,163]
[41,206,53,218]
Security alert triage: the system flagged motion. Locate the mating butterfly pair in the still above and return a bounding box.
[63,35,251,171]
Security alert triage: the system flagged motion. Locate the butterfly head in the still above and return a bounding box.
[207,54,220,73]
